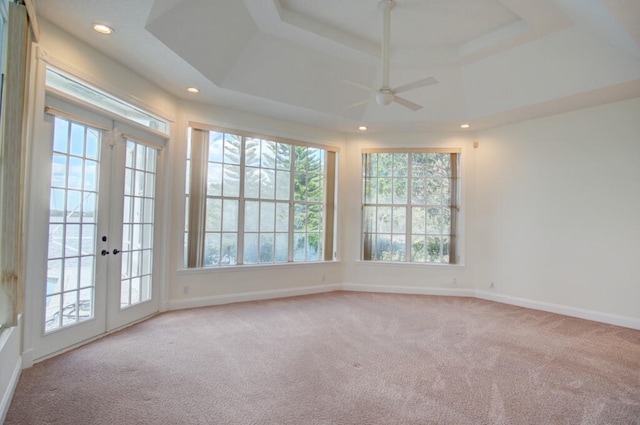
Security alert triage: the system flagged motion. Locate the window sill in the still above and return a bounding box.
[354,260,466,270]
[177,260,342,275]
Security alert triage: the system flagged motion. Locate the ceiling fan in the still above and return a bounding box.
[346,0,438,111]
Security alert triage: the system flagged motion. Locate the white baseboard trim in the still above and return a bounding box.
[167,282,639,330]
[339,283,640,330]
[21,348,34,370]
[0,353,21,424]
[167,283,342,311]
[342,282,476,297]
[475,290,640,330]
[0,323,23,424]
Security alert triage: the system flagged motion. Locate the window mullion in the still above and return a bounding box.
[362,154,373,261]
[449,153,458,264]
[287,147,295,262]
[236,136,247,265]
[323,151,336,261]
[405,153,412,262]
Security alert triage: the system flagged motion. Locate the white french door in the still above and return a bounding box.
[106,137,160,330]
[29,95,163,360]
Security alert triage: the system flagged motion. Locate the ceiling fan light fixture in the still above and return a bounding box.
[460,123,470,129]
[358,126,368,131]
[376,91,394,106]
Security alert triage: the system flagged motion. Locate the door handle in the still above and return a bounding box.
[101,249,110,256]
[113,249,121,255]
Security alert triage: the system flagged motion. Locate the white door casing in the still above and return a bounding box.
[26,93,164,361]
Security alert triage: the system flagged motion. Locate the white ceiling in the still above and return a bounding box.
[33,0,640,133]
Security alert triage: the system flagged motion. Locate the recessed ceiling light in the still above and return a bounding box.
[460,124,470,129]
[358,126,368,131]
[92,23,114,35]
[187,87,199,94]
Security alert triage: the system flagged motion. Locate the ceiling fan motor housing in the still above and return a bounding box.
[376,91,394,105]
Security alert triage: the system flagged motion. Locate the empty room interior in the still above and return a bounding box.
[1,0,639,423]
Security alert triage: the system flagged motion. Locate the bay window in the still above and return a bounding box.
[185,124,337,268]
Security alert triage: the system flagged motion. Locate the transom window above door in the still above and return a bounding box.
[45,66,170,135]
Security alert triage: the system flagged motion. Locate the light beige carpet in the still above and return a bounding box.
[6,292,640,424]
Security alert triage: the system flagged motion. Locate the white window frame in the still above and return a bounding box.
[184,122,338,268]
[361,148,461,264]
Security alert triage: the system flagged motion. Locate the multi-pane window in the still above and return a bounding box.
[292,146,326,261]
[362,149,459,264]
[203,131,241,266]
[45,117,100,332]
[120,140,157,308]
[243,137,291,264]
[185,124,337,268]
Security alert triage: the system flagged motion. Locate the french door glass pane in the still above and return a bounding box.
[45,117,99,333]
[120,140,156,309]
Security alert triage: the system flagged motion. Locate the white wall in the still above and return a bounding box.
[472,98,640,322]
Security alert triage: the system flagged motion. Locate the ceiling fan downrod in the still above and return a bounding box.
[379,0,396,91]
[344,0,437,111]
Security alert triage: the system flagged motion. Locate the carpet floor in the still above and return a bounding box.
[6,292,640,424]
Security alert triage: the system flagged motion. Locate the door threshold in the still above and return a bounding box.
[33,312,159,364]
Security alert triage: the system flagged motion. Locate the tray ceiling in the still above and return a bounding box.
[34,0,640,132]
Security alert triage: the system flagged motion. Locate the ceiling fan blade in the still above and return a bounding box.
[392,76,438,94]
[343,79,375,92]
[346,98,372,109]
[393,96,422,111]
